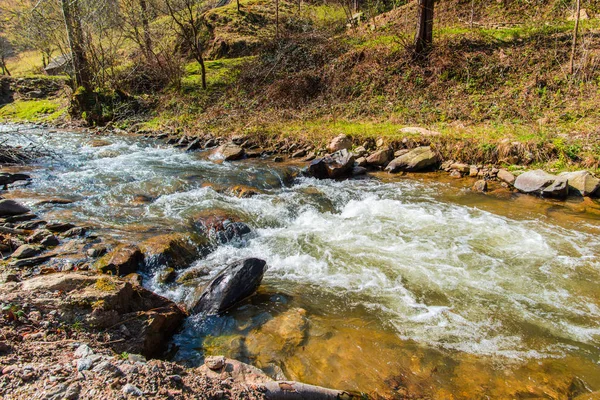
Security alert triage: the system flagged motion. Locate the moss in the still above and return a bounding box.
[94,277,117,292]
[0,99,67,122]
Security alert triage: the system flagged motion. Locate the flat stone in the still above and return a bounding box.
[11,244,42,260]
[0,200,30,217]
[514,170,569,199]
[366,148,393,167]
[559,171,600,197]
[497,169,516,185]
[46,222,76,233]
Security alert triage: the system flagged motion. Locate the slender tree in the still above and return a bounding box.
[414,0,434,56]
[569,0,581,75]
[60,0,91,90]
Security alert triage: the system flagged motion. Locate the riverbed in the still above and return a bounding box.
[2,124,600,398]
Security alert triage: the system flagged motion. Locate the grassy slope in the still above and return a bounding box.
[4,0,600,171]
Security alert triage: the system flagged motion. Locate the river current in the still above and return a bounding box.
[2,125,600,398]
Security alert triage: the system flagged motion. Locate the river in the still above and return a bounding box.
[2,124,600,398]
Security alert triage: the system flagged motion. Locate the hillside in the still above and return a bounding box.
[2,0,600,170]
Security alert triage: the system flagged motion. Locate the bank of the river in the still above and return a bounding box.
[0,124,599,398]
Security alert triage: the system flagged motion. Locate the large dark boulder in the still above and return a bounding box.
[306,149,355,179]
[0,199,30,216]
[385,146,438,173]
[514,170,569,199]
[191,258,267,315]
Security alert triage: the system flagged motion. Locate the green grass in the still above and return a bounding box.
[0,99,67,122]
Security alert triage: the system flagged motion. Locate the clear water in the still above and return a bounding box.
[3,125,600,398]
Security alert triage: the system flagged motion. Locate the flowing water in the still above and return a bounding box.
[3,125,600,398]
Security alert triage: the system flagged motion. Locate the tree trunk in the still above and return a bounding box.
[275,0,279,39]
[414,0,434,56]
[139,0,153,58]
[237,0,241,13]
[569,0,581,75]
[195,53,207,90]
[60,0,91,90]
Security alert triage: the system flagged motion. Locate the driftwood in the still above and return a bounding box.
[259,381,360,400]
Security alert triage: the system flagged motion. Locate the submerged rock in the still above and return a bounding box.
[95,244,144,276]
[514,170,569,199]
[385,146,438,173]
[246,308,309,357]
[190,258,267,315]
[306,149,355,179]
[472,180,488,193]
[0,173,30,189]
[558,171,600,197]
[0,199,30,217]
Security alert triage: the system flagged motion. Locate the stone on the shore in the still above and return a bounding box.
[7,273,185,358]
[191,258,267,315]
[469,166,479,177]
[291,149,306,158]
[306,149,355,179]
[216,143,245,161]
[353,146,367,157]
[514,170,569,199]
[0,199,30,217]
[46,222,76,233]
[399,127,441,136]
[205,355,226,370]
[472,180,488,192]
[355,157,367,167]
[450,163,470,174]
[198,358,272,385]
[366,148,393,167]
[352,166,367,176]
[140,233,197,270]
[327,134,352,153]
[95,244,144,276]
[11,244,42,260]
[385,146,438,173]
[40,234,60,248]
[497,169,516,185]
[558,171,600,197]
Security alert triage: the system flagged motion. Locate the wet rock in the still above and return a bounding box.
[87,245,107,258]
[306,149,355,179]
[472,180,488,192]
[176,267,210,284]
[291,149,306,158]
[303,152,316,162]
[0,199,30,216]
[355,157,367,167]
[229,185,260,198]
[46,222,76,233]
[559,171,600,197]
[157,268,177,284]
[385,146,438,173]
[140,234,197,271]
[497,169,516,185]
[185,138,202,152]
[327,134,352,153]
[449,170,462,178]
[9,253,56,268]
[95,244,143,276]
[352,166,367,176]
[11,244,42,259]
[469,166,479,177]
[35,198,76,206]
[514,170,569,199]
[216,143,245,161]
[89,139,111,147]
[192,212,251,247]
[0,173,30,189]
[205,355,226,370]
[191,258,267,315]
[62,227,86,238]
[5,213,37,223]
[366,148,393,167]
[16,220,45,230]
[273,156,284,162]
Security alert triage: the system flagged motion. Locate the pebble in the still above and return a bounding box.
[77,355,101,371]
[74,344,93,358]
[122,383,144,397]
[205,355,226,370]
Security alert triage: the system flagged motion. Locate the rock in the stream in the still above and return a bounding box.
[306,149,355,179]
[215,143,245,161]
[327,134,352,153]
[140,233,197,270]
[11,244,42,259]
[472,180,488,193]
[246,308,308,357]
[385,146,438,173]
[558,171,600,197]
[0,199,30,217]
[192,211,252,247]
[46,222,76,233]
[191,258,267,315]
[514,170,569,199]
[95,244,144,276]
[0,173,30,189]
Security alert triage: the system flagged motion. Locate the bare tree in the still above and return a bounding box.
[60,0,92,90]
[0,36,13,76]
[162,0,209,89]
[414,0,434,56]
[569,0,581,75]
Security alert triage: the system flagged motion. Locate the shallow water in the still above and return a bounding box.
[2,124,600,398]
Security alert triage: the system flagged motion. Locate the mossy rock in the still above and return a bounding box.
[95,244,143,276]
[140,233,198,271]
